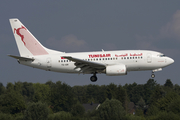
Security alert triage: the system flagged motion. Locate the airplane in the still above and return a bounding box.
[8,18,174,82]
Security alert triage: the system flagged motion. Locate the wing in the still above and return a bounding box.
[62,56,106,73]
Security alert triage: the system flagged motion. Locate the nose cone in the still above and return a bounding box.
[167,57,174,65]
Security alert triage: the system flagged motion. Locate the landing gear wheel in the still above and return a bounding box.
[151,74,155,78]
[90,76,97,82]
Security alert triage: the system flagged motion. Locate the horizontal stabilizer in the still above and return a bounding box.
[8,55,34,61]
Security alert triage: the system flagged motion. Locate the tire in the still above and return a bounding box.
[151,74,155,78]
[90,76,97,82]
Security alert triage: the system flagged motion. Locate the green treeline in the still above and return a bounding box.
[0,79,180,120]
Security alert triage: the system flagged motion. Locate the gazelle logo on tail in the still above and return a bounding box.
[13,24,48,56]
[14,26,27,45]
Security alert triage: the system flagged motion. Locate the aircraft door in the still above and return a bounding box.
[147,53,152,63]
[46,58,51,68]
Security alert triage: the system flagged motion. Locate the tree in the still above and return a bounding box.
[135,109,144,117]
[45,80,56,88]
[72,86,87,103]
[124,82,138,103]
[71,103,85,116]
[125,114,146,120]
[106,83,117,100]
[156,91,178,111]
[24,102,49,120]
[174,84,180,95]
[145,79,157,90]
[98,99,125,120]
[50,81,75,112]
[0,91,26,114]
[22,82,35,102]
[148,111,179,120]
[130,85,144,104]
[0,113,13,120]
[97,85,106,103]
[124,82,137,94]
[136,97,146,116]
[144,79,157,104]
[116,85,129,113]
[33,83,50,103]
[0,82,5,95]
[86,84,100,103]
[168,97,180,115]
[147,105,159,116]
[149,85,165,105]
[137,97,146,110]
[14,81,23,94]
[48,111,72,120]
[164,79,173,89]
[6,82,14,92]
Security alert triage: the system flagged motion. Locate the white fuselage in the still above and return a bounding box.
[19,50,174,75]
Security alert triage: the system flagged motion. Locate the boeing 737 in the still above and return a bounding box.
[8,18,174,82]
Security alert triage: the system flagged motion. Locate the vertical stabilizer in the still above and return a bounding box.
[9,19,62,57]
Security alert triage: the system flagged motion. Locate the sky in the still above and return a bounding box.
[1,1,180,86]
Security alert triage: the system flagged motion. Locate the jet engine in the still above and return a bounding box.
[106,64,127,76]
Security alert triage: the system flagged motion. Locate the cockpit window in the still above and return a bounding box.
[158,54,166,57]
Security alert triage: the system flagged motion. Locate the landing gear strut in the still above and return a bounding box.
[90,73,97,82]
[151,71,155,78]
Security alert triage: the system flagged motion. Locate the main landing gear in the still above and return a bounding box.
[90,73,97,82]
[151,71,155,78]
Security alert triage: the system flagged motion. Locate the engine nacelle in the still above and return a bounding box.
[106,64,127,76]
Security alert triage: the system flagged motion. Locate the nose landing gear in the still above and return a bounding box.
[90,73,97,82]
[151,72,155,78]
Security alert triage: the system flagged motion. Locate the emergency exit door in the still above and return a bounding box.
[147,53,152,63]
